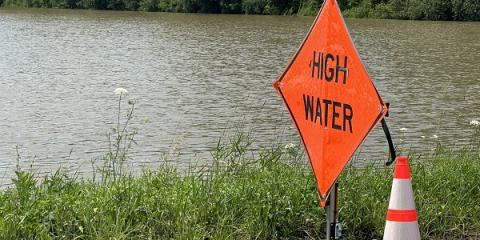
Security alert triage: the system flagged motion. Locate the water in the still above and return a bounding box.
[1,9,479,185]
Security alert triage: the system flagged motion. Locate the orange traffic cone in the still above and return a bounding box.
[383,156,420,240]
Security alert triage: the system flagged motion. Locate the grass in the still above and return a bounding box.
[0,133,479,239]
[1,95,479,239]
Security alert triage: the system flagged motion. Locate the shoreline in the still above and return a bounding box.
[1,0,478,21]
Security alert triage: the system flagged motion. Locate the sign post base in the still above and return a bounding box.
[326,183,342,240]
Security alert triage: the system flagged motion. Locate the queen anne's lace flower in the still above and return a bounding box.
[284,143,296,150]
[114,88,128,96]
[470,120,480,126]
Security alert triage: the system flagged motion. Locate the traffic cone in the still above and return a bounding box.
[383,156,420,240]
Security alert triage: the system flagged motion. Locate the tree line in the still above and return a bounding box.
[1,0,478,21]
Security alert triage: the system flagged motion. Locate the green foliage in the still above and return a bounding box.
[242,0,266,14]
[76,0,95,9]
[262,0,288,14]
[403,0,425,20]
[122,0,138,10]
[297,0,321,16]
[138,0,158,11]
[343,0,373,18]
[179,0,199,12]
[107,0,126,10]
[371,2,393,18]
[215,0,239,13]
[218,0,241,13]
[423,0,452,20]
[196,0,219,12]
[1,0,478,20]
[156,0,180,12]
[452,0,480,21]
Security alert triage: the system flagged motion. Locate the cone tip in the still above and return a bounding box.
[394,156,411,179]
[396,156,408,165]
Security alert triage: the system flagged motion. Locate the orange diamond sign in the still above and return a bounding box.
[273,0,387,203]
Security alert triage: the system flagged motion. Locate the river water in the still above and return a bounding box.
[0,9,479,185]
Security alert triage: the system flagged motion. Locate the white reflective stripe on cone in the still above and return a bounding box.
[388,179,416,210]
[383,220,421,240]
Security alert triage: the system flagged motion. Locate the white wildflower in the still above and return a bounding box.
[114,88,128,96]
[284,143,296,150]
[470,120,480,126]
[421,136,426,139]
[400,128,408,132]
[432,135,438,139]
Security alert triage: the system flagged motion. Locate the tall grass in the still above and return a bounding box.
[0,134,479,239]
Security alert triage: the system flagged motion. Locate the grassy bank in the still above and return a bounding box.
[0,133,479,239]
[1,0,479,21]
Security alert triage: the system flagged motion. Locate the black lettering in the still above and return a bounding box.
[320,52,324,80]
[332,101,342,130]
[323,99,332,127]
[311,51,321,79]
[314,97,322,125]
[325,53,334,81]
[301,94,354,133]
[343,104,353,133]
[336,55,348,84]
[303,94,314,122]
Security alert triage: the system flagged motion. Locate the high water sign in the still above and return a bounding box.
[273,0,387,205]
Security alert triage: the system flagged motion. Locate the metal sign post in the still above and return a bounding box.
[326,182,342,240]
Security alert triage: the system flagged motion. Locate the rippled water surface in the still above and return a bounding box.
[1,9,479,185]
